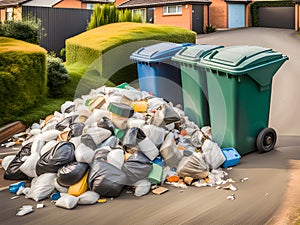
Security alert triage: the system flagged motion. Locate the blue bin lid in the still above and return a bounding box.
[172,44,224,65]
[130,42,194,63]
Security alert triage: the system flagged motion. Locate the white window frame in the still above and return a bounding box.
[86,3,94,10]
[6,7,14,21]
[163,5,182,15]
[132,8,147,23]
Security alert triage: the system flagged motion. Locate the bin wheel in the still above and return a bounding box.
[256,128,277,153]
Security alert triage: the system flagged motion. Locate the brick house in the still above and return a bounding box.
[117,0,211,34]
[0,0,29,22]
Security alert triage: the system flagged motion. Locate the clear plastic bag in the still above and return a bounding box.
[133,179,151,197]
[75,143,95,164]
[160,133,182,168]
[78,191,99,205]
[55,193,78,209]
[202,140,226,169]
[19,153,40,178]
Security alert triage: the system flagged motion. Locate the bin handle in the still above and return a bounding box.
[208,50,219,59]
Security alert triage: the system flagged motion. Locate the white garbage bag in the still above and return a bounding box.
[83,127,111,146]
[40,130,60,142]
[78,191,100,205]
[54,178,68,193]
[31,139,45,155]
[84,109,110,127]
[55,193,78,209]
[127,118,145,129]
[142,125,166,147]
[75,143,95,164]
[107,149,124,170]
[19,153,40,178]
[40,140,58,156]
[61,101,75,114]
[138,137,159,161]
[202,139,226,169]
[1,155,15,171]
[160,133,182,168]
[133,179,151,197]
[26,173,56,201]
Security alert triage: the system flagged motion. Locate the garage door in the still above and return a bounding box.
[258,7,295,29]
[228,4,245,28]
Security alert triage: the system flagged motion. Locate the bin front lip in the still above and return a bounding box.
[197,55,289,75]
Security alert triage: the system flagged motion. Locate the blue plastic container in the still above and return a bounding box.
[130,42,193,105]
[9,181,25,194]
[221,147,241,168]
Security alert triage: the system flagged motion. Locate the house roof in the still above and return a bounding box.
[0,0,28,7]
[22,0,62,7]
[117,0,211,9]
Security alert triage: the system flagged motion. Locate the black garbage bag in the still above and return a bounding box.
[88,151,127,198]
[4,143,32,180]
[97,117,115,133]
[55,115,78,131]
[57,161,89,187]
[94,147,111,161]
[81,134,97,150]
[163,103,181,125]
[68,122,85,138]
[122,127,146,148]
[100,136,120,148]
[36,141,75,176]
[122,151,152,185]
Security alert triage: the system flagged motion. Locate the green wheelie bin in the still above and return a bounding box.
[171,44,223,128]
[198,46,288,155]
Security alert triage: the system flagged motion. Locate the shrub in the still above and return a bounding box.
[205,24,216,34]
[60,48,66,61]
[0,37,47,124]
[65,22,195,96]
[0,18,41,44]
[47,56,70,98]
[87,4,142,30]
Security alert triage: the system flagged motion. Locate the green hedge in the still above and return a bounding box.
[0,37,47,124]
[251,1,295,26]
[65,22,196,96]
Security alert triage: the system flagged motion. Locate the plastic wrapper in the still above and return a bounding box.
[201,126,212,140]
[19,153,40,178]
[78,191,100,205]
[55,116,75,131]
[57,161,89,187]
[107,149,124,170]
[68,122,85,138]
[137,137,159,161]
[26,173,56,201]
[83,127,111,146]
[55,193,78,209]
[122,151,152,185]
[141,125,166,147]
[16,205,34,216]
[75,143,95,164]
[36,141,75,176]
[190,130,205,148]
[202,139,226,169]
[1,155,15,171]
[4,143,32,180]
[88,152,127,197]
[97,116,115,133]
[159,133,182,168]
[176,152,209,179]
[133,179,151,197]
[147,97,166,110]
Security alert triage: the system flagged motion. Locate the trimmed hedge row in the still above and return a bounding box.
[0,37,47,124]
[251,1,295,27]
[65,22,196,93]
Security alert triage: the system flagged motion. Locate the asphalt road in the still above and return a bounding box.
[0,135,299,225]
[197,27,300,136]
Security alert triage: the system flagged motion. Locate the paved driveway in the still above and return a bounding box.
[197,28,300,136]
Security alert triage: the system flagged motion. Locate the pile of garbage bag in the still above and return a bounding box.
[2,84,228,210]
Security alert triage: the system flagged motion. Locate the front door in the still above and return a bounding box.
[192,5,204,34]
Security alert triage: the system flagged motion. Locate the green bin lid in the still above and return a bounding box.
[199,46,288,87]
[172,44,223,65]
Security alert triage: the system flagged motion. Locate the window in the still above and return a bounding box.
[163,5,182,15]
[87,3,94,10]
[132,8,146,23]
[6,8,13,21]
